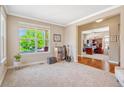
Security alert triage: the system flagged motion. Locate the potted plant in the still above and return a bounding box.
[14,53,22,65]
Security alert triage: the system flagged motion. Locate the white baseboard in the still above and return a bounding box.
[0,60,47,86]
[7,60,47,70]
[74,59,78,63]
[109,60,119,65]
[0,68,7,86]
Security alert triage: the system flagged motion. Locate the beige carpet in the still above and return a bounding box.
[2,62,121,87]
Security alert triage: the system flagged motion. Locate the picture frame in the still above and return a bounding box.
[53,34,61,42]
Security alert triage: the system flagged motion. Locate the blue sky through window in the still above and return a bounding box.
[19,28,27,37]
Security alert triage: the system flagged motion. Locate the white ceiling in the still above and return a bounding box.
[6,5,115,26]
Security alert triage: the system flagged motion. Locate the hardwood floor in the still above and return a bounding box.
[109,63,119,73]
[78,56,119,73]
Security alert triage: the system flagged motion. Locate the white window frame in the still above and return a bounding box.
[18,26,50,54]
[0,12,1,63]
[0,10,6,63]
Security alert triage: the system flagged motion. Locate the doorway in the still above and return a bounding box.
[77,15,120,73]
[81,27,109,61]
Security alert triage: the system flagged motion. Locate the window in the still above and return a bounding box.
[19,28,49,53]
[0,12,6,63]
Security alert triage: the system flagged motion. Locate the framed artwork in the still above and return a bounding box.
[53,34,61,42]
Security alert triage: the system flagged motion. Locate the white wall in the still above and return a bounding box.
[4,5,124,69]
[64,6,124,67]
[64,24,78,62]
[7,15,64,66]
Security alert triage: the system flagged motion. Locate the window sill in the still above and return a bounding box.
[20,51,50,56]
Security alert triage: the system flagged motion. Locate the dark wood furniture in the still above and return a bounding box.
[86,48,93,55]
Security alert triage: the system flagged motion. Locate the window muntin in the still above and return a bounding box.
[19,28,49,53]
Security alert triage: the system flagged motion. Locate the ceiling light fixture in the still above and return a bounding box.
[96,19,103,23]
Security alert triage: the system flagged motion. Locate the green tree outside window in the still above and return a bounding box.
[19,28,49,53]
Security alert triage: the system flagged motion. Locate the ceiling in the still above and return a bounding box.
[6,5,115,26]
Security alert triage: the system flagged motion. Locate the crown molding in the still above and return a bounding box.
[4,5,66,27]
[4,5,122,27]
[3,5,9,14]
[8,12,66,27]
[66,5,122,26]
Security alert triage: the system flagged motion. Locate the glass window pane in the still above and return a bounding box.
[44,40,49,52]
[20,39,35,53]
[45,40,49,46]
[37,40,49,52]
[45,31,49,40]
[19,28,26,38]
[36,30,44,40]
[19,28,49,53]
[37,39,45,52]
[19,28,35,39]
